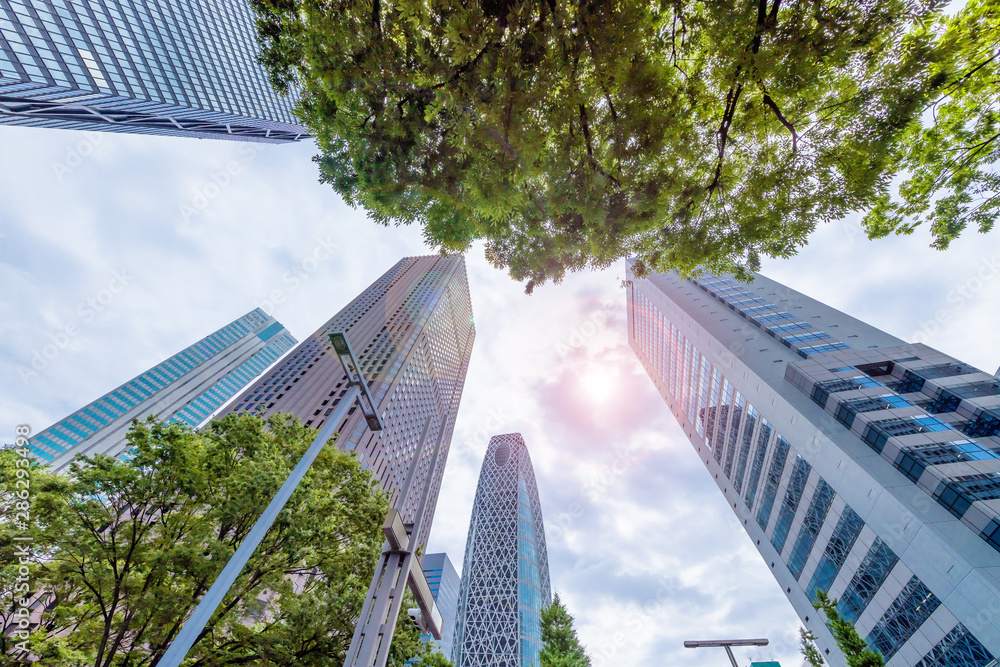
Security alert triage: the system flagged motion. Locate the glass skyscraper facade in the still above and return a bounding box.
[0,0,306,141]
[219,255,476,554]
[627,263,998,667]
[420,552,461,659]
[453,433,551,667]
[28,307,296,470]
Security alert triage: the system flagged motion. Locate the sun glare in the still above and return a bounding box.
[578,364,618,403]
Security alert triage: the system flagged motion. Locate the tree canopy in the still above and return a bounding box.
[864,0,1000,248]
[0,414,435,666]
[250,0,990,292]
[538,593,590,667]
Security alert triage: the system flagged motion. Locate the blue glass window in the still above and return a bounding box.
[866,576,940,661]
[739,304,778,315]
[914,623,995,667]
[811,376,884,409]
[963,409,1000,438]
[733,405,758,492]
[744,419,773,509]
[982,519,1000,554]
[928,388,962,414]
[786,480,836,580]
[838,538,899,624]
[894,440,998,484]
[834,394,912,430]
[770,457,811,554]
[911,363,978,380]
[890,370,929,393]
[756,436,791,530]
[723,395,745,478]
[861,415,951,453]
[798,342,852,358]
[782,331,831,347]
[713,379,734,464]
[934,473,1000,519]
[752,311,794,324]
[804,506,865,602]
[767,321,812,335]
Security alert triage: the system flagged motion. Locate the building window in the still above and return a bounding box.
[733,405,759,493]
[811,376,884,409]
[834,394,912,430]
[804,506,865,602]
[860,415,952,454]
[895,440,998,485]
[770,457,811,554]
[797,342,851,358]
[767,321,812,335]
[962,409,1000,438]
[866,576,941,661]
[914,623,995,667]
[756,437,791,530]
[837,538,899,624]
[782,331,831,347]
[786,480,836,580]
[980,518,1000,556]
[933,482,974,519]
[934,473,1000,519]
[751,311,794,324]
[743,419,773,510]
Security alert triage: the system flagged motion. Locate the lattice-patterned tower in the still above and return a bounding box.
[453,433,551,667]
[627,263,999,667]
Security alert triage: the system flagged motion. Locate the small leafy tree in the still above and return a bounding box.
[539,593,590,667]
[411,650,453,666]
[800,627,825,667]
[813,591,884,667]
[0,413,428,666]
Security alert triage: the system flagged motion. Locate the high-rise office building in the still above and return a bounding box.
[420,552,461,659]
[627,263,999,667]
[0,0,306,142]
[29,308,296,470]
[453,433,551,667]
[220,255,476,554]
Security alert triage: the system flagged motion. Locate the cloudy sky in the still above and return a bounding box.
[1,125,997,666]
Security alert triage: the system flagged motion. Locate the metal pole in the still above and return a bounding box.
[344,417,442,667]
[159,386,360,667]
[684,639,767,667]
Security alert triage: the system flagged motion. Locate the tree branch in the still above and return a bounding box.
[761,92,798,152]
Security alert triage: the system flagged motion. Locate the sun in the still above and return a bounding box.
[577,363,618,403]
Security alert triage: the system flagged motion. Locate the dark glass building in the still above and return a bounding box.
[28,307,296,470]
[453,433,551,667]
[219,255,476,553]
[0,0,306,141]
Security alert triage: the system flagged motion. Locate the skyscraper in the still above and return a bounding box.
[0,0,306,142]
[627,264,999,667]
[453,433,551,667]
[220,255,475,554]
[28,307,296,471]
[420,553,461,659]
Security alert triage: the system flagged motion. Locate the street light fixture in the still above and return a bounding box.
[684,638,769,667]
[160,332,382,667]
